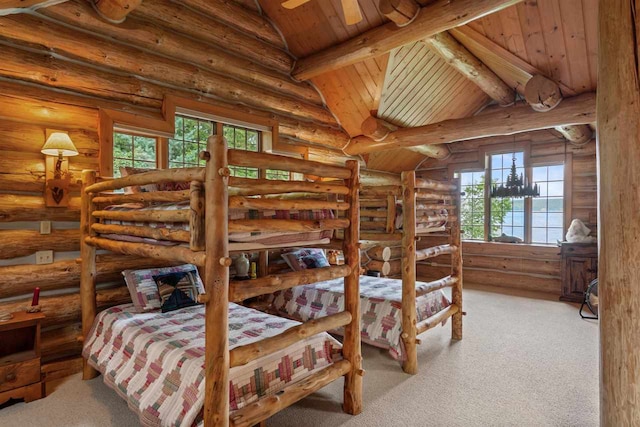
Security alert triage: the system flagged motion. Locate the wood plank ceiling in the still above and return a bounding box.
[259,0,598,172]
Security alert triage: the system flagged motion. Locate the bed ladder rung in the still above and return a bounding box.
[415,244,456,261]
[229,360,351,427]
[229,265,351,302]
[416,304,459,335]
[230,311,352,368]
[415,275,459,297]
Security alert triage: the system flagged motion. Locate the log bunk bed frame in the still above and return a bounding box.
[78,135,363,427]
[359,170,463,374]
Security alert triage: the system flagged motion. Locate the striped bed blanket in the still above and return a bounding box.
[83,303,340,427]
[272,275,450,361]
[100,202,334,246]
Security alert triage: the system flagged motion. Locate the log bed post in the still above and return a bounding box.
[450,178,463,340]
[400,171,418,374]
[80,170,99,380]
[597,0,640,424]
[203,135,230,427]
[342,159,363,414]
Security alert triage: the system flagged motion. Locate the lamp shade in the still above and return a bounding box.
[41,132,79,157]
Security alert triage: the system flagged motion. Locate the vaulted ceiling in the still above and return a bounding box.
[258,0,598,172]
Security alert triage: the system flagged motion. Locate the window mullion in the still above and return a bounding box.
[483,154,491,242]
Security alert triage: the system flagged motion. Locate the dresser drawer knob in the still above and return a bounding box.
[5,373,17,382]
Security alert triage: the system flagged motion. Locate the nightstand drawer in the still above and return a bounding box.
[0,358,40,393]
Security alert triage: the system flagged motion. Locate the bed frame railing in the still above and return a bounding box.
[80,135,362,427]
[359,170,463,374]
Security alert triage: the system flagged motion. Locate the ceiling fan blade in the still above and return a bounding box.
[341,0,363,25]
[281,0,312,9]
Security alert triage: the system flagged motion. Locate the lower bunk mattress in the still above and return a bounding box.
[272,275,450,361]
[83,303,341,427]
[100,202,333,247]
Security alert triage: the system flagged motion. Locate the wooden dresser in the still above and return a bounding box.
[0,312,45,405]
[560,243,598,303]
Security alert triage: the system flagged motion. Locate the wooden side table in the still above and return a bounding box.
[0,311,45,405]
[560,242,598,302]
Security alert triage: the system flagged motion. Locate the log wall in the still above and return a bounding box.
[0,0,349,369]
[415,129,597,295]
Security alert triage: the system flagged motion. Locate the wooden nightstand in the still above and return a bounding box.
[0,311,45,405]
[560,243,598,303]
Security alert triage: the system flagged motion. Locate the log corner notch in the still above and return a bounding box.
[91,0,142,24]
[524,75,593,145]
[359,115,451,160]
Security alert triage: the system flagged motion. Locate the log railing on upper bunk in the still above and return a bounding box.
[359,169,463,374]
[79,134,362,427]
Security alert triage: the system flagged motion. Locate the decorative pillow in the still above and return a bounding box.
[122,264,205,312]
[153,271,199,313]
[157,181,191,192]
[281,248,330,271]
[120,166,158,194]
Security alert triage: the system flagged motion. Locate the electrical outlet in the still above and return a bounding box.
[40,221,51,234]
[35,250,54,265]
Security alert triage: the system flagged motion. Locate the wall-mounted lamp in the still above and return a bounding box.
[41,131,79,207]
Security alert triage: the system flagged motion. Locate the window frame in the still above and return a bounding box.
[453,143,569,246]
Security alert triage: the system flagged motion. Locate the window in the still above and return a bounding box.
[532,165,564,244]
[489,152,525,241]
[169,116,214,168]
[265,169,291,180]
[113,132,156,177]
[222,124,259,179]
[458,151,564,245]
[460,171,485,240]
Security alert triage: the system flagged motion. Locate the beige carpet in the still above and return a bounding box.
[0,285,599,427]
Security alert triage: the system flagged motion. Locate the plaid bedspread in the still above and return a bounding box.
[83,303,340,427]
[101,202,333,244]
[272,275,450,361]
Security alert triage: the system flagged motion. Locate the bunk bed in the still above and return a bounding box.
[270,170,463,374]
[79,135,363,427]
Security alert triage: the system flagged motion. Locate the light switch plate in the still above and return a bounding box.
[35,250,54,265]
[40,221,51,234]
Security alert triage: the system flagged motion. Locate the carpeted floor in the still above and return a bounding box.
[0,285,599,427]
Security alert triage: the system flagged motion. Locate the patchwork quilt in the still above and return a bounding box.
[83,303,340,427]
[272,275,450,361]
[100,202,334,245]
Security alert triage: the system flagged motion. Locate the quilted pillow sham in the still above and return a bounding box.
[123,264,205,312]
[281,248,330,271]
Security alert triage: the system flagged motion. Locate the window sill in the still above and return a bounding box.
[461,240,560,249]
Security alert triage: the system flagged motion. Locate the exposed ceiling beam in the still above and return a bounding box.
[343,92,596,155]
[90,0,141,24]
[292,0,523,81]
[441,27,592,143]
[422,31,514,106]
[360,115,450,159]
[0,0,67,15]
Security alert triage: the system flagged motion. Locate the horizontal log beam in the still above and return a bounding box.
[229,311,352,368]
[85,168,204,193]
[415,303,459,334]
[92,190,190,205]
[0,194,80,222]
[92,223,190,242]
[415,191,454,201]
[93,209,189,223]
[415,275,458,297]
[229,196,349,211]
[414,177,457,192]
[0,229,79,259]
[345,92,596,154]
[292,0,522,80]
[39,1,318,104]
[229,265,350,302]
[229,177,349,196]
[360,232,402,241]
[85,236,205,267]
[360,169,401,187]
[415,244,455,261]
[229,219,349,233]
[229,360,351,427]
[228,150,351,179]
[359,186,401,197]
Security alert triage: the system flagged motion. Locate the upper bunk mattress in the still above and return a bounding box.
[100,201,334,246]
[83,302,340,427]
[272,275,450,361]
